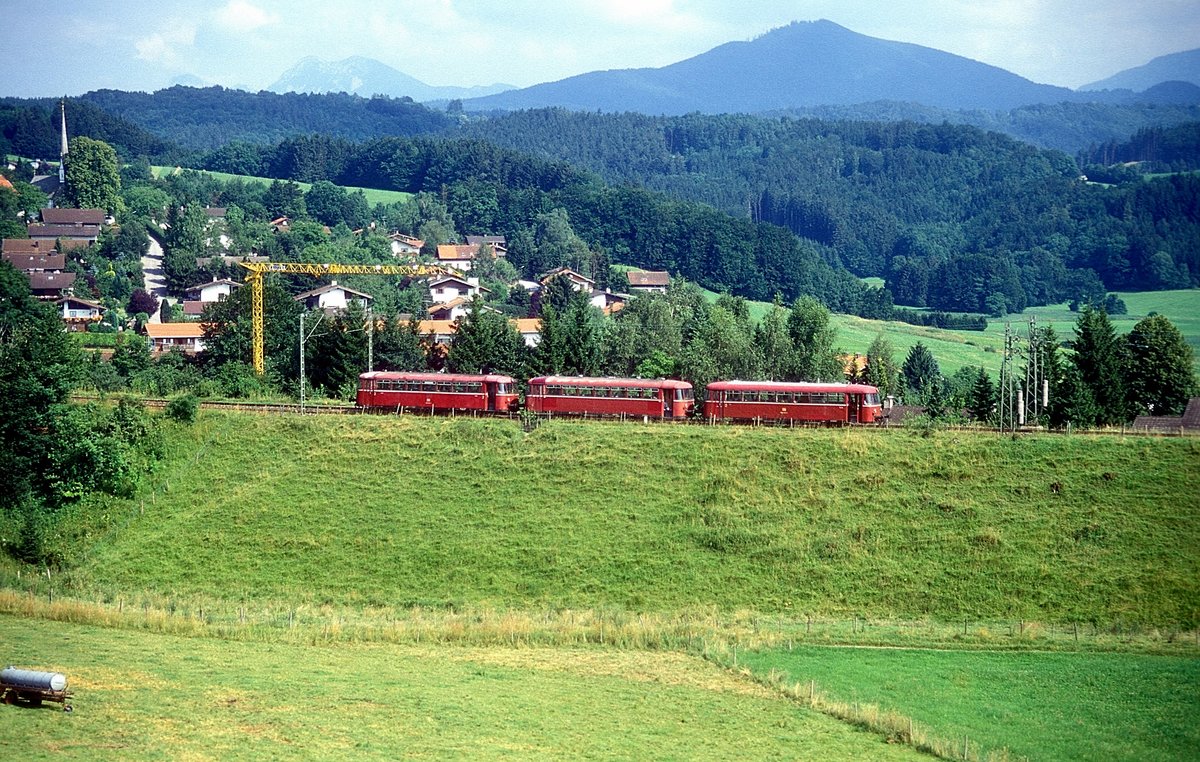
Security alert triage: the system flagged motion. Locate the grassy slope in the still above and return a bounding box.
[743,646,1200,762]
[0,615,922,762]
[68,412,1200,625]
[150,166,413,207]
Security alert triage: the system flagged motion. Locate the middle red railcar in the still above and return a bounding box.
[357,371,518,413]
[705,380,883,424]
[526,376,694,419]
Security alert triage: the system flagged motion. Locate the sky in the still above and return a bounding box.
[2,0,1198,97]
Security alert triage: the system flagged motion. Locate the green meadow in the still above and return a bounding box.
[150,166,413,207]
[0,615,925,761]
[2,408,1197,759]
[742,646,1200,762]
[705,287,1200,378]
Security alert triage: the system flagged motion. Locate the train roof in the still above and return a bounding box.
[706,380,880,395]
[360,371,515,383]
[529,376,693,389]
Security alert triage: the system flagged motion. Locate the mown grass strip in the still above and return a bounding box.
[0,613,926,762]
[739,645,1200,762]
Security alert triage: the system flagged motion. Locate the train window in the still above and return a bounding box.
[865,393,880,405]
[496,383,510,394]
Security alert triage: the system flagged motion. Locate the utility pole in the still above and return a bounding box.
[998,323,1018,432]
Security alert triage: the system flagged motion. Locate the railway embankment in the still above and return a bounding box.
[27,409,1198,631]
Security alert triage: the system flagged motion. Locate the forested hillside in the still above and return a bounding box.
[78,87,455,150]
[460,110,1200,309]
[190,134,873,310]
[5,87,1198,314]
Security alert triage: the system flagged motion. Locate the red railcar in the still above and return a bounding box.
[357,372,518,413]
[526,376,694,419]
[704,380,883,424]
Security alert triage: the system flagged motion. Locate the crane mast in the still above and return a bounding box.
[238,261,453,374]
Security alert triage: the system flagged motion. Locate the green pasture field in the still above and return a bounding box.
[742,645,1200,762]
[701,287,1200,378]
[0,614,923,762]
[55,412,1199,626]
[150,166,413,207]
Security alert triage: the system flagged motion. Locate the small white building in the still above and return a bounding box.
[293,281,373,311]
[428,275,487,304]
[185,278,241,303]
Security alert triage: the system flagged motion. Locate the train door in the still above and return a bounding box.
[847,394,859,423]
[486,382,497,411]
[663,388,672,418]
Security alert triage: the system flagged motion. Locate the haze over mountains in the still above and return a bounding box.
[1081,48,1200,92]
[239,20,1198,116]
[268,56,512,102]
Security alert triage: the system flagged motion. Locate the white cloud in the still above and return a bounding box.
[214,0,280,32]
[134,24,196,67]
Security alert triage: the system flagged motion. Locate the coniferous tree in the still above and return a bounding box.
[966,367,997,423]
[863,334,902,402]
[1071,305,1128,425]
[1048,364,1098,428]
[902,342,941,403]
[561,296,601,376]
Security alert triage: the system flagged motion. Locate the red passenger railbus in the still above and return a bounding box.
[704,380,883,424]
[357,372,519,413]
[526,376,695,419]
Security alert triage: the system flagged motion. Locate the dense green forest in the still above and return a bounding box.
[463,110,1200,304]
[4,89,1198,314]
[1078,122,1200,172]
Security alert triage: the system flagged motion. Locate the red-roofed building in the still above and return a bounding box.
[626,270,670,293]
[145,322,207,354]
[40,207,106,226]
[26,270,77,300]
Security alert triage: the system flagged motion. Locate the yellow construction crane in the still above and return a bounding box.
[238,261,454,374]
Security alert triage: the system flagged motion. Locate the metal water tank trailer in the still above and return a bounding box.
[1,666,68,692]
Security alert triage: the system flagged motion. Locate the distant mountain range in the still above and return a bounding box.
[268,56,513,102]
[463,20,1081,114]
[1081,48,1200,92]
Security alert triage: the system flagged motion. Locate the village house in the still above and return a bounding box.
[56,295,103,331]
[428,275,487,303]
[40,207,106,226]
[181,277,242,319]
[293,280,373,312]
[25,270,76,300]
[436,243,482,271]
[2,238,56,256]
[185,277,241,303]
[145,322,207,354]
[540,267,595,293]
[388,232,424,256]
[465,235,508,256]
[27,223,100,246]
[3,250,66,272]
[625,270,670,293]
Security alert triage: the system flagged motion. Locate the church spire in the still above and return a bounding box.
[58,99,68,184]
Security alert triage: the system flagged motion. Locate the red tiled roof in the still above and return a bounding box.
[437,244,481,261]
[626,270,670,287]
[26,271,76,291]
[3,252,65,271]
[2,238,51,254]
[27,223,100,240]
[40,208,105,225]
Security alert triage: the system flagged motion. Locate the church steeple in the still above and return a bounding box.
[58,100,68,185]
